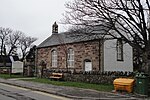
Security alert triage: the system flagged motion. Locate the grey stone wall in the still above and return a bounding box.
[63,73,114,84]
[36,40,101,72]
[42,69,134,84]
[0,68,10,74]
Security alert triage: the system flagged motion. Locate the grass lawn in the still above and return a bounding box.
[0,74,26,79]
[22,78,114,92]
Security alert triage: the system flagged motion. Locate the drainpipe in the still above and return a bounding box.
[100,39,104,72]
[35,48,38,77]
[99,39,101,71]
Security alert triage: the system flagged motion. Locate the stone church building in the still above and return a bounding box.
[36,22,133,73]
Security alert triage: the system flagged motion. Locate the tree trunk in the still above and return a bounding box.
[141,51,150,75]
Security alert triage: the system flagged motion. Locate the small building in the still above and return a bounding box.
[0,55,19,67]
[36,22,133,73]
[0,55,20,73]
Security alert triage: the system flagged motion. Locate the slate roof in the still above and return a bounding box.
[0,55,19,63]
[0,55,19,67]
[37,25,111,48]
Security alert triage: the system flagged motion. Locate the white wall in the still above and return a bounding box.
[12,61,23,73]
[103,39,133,72]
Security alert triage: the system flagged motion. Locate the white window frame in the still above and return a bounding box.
[51,50,57,67]
[116,39,123,61]
[67,48,74,68]
[84,59,92,72]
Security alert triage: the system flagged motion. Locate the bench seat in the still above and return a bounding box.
[49,73,63,80]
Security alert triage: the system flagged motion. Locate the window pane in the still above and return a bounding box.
[67,48,74,68]
[116,39,123,61]
[52,50,57,67]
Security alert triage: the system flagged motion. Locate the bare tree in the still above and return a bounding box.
[0,27,12,67]
[0,27,12,55]
[64,0,150,74]
[6,31,23,55]
[0,27,37,62]
[19,34,37,61]
[55,33,69,71]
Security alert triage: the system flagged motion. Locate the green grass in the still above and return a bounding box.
[0,74,114,92]
[0,74,26,79]
[22,78,114,92]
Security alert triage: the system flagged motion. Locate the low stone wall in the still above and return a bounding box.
[42,69,134,84]
[23,66,35,77]
[0,66,34,76]
[0,68,10,74]
[63,73,114,84]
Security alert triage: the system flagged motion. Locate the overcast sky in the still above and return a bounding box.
[0,0,70,45]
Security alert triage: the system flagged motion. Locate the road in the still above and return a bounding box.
[0,83,71,100]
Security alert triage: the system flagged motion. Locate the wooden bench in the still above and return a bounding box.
[49,73,63,80]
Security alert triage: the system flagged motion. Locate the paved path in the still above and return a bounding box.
[0,78,149,100]
[0,83,70,100]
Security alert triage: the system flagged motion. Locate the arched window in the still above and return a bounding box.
[116,39,123,61]
[51,50,57,67]
[67,48,74,68]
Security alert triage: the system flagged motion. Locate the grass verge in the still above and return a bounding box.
[22,78,114,92]
[0,74,26,79]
